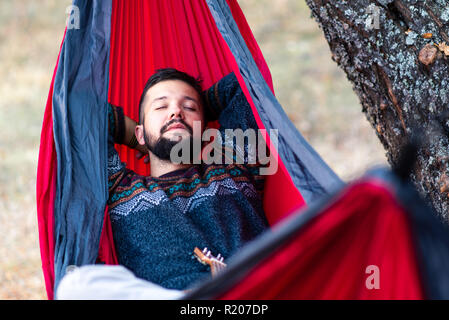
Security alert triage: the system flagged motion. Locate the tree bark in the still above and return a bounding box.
[305,0,449,218]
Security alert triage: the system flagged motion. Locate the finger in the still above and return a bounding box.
[136,151,143,159]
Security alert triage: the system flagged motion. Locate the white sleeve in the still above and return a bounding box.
[55,265,185,300]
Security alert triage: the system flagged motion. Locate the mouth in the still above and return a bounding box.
[165,123,187,132]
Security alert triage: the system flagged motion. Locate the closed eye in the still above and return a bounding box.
[183,105,196,111]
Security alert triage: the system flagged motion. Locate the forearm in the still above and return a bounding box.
[204,72,258,132]
[108,104,140,149]
[123,115,139,149]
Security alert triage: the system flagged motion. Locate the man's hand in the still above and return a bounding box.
[136,147,150,164]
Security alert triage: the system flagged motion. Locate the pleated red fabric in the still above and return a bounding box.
[107,0,261,174]
[217,180,425,299]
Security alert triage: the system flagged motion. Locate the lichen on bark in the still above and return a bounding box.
[305,0,449,217]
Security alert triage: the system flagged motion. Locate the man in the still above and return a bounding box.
[57,68,270,299]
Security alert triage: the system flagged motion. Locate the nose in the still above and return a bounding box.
[169,103,184,120]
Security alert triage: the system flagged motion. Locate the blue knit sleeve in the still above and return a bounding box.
[203,72,258,132]
[203,73,264,169]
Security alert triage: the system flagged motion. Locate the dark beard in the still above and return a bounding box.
[144,133,181,161]
[143,120,197,162]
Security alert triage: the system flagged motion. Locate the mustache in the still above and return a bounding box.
[161,119,193,135]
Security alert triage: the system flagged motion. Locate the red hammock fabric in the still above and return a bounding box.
[38,0,449,302]
[37,0,306,300]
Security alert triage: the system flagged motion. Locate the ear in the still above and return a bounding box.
[135,124,146,146]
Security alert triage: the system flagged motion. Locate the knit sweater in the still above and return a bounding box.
[107,73,269,290]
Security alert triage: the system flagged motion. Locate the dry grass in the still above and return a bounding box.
[0,0,387,300]
[0,0,68,299]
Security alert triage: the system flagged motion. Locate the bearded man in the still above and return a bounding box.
[56,68,270,299]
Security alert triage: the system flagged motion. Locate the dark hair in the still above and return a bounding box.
[138,68,205,124]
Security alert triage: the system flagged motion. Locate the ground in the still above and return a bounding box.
[0,0,387,299]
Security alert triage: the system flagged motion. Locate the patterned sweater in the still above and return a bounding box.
[107,73,268,290]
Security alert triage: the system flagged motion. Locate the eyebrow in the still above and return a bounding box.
[183,96,200,105]
[151,96,167,105]
[151,95,199,105]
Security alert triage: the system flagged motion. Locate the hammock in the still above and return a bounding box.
[37,0,449,300]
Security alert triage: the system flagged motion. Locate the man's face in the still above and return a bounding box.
[136,80,204,161]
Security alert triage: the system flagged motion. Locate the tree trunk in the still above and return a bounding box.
[305,0,449,218]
